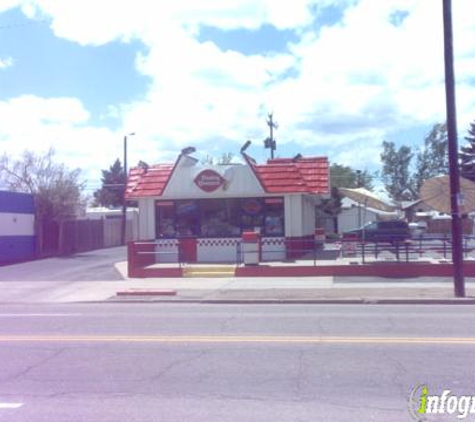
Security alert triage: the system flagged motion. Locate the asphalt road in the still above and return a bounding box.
[0,303,475,421]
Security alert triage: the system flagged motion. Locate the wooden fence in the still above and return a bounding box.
[38,218,135,256]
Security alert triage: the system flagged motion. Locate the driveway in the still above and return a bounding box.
[0,247,126,282]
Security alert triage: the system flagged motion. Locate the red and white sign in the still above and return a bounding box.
[194,169,225,192]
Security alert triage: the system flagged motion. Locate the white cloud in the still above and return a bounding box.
[0,0,21,13]
[1,0,474,179]
[0,56,13,69]
[0,95,118,185]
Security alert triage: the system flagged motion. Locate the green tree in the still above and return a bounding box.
[413,123,448,192]
[317,164,374,228]
[93,159,126,208]
[330,164,374,190]
[380,140,415,201]
[460,119,475,182]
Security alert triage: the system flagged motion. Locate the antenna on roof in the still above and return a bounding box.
[264,112,278,159]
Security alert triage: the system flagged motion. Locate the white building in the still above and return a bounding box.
[337,198,397,233]
[126,148,330,263]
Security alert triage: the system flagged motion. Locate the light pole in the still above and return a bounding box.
[122,132,135,246]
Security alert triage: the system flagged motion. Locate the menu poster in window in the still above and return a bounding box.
[176,201,197,215]
[242,199,262,215]
[265,215,283,235]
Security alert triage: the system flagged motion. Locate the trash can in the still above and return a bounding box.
[242,231,260,265]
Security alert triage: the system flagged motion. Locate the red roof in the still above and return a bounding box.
[125,164,174,199]
[245,156,329,195]
[125,155,329,198]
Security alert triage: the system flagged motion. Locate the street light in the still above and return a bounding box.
[122,132,135,245]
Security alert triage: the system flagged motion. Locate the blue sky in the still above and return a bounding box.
[0,0,474,195]
[0,8,150,128]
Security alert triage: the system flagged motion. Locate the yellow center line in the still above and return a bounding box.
[0,335,474,345]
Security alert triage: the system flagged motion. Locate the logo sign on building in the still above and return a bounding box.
[194,170,225,192]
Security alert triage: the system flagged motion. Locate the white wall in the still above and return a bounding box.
[163,159,265,199]
[0,213,34,236]
[197,238,240,263]
[302,195,316,236]
[138,198,155,240]
[337,207,378,233]
[284,195,304,237]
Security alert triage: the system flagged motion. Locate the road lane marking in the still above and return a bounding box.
[0,314,82,317]
[0,335,475,345]
[0,403,23,409]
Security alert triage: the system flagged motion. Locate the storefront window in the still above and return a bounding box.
[263,198,284,236]
[156,202,175,238]
[155,197,285,239]
[175,200,200,237]
[240,198,264,232]
[200,199,240,237]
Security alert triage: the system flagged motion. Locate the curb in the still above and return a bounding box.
[107,295,475,305]
[200,298,475,305]
[116,289,177,297]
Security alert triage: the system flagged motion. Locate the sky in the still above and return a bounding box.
[0,0,475,196]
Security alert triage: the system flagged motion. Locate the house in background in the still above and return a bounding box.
[401,199,434,222]
[82,207,140,245]
[336,197,397,234]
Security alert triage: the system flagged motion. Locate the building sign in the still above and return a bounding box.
[194,170,225,193]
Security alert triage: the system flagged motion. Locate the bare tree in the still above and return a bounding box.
[0,148,86,222]
[200,152,234,165]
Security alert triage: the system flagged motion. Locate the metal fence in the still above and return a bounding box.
[133,235,475,267]
[340,234,475,263]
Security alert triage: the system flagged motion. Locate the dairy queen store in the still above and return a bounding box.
[125,145,330,264]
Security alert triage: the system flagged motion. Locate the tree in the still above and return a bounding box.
[460,119,475,181]
[413,123,448,192]
[201,153,234,165]
[93,159,126,208]
[330,164,374,190]
[317,164,374,229]
[0,148,85,222]
[380,140,415,201]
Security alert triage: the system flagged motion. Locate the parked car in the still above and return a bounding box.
[343,220,411,243]
[408,221,428,237]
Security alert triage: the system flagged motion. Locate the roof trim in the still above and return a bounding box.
[241,152,267,192]
[159,152,188,197]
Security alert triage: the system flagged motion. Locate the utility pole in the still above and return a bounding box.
[356,170,362,227]
[264,113,278,159]
[121,132,135,246]
[442,0,465,297]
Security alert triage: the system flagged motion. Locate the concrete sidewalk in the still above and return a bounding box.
[109,261,475,304]
[1,260,475,304]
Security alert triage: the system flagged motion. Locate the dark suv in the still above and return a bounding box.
[343,220,410,243]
